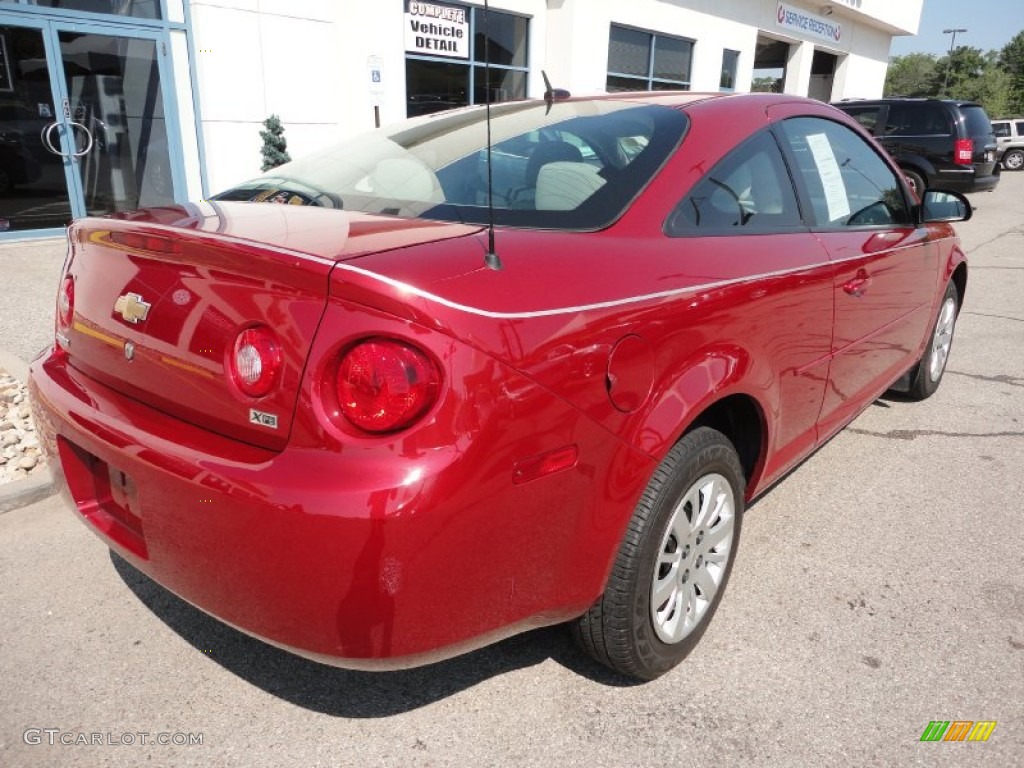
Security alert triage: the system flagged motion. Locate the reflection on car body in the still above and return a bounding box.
[30,92,970,681]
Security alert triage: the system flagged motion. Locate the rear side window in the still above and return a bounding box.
[1016,121,1024,135]
[993,122,1010,138]
[958,105,991,138]
[665,131,802,234]
[960,105,993,138]
[883,103,951,136]
[777,117,911,228]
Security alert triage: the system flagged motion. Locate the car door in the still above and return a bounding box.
[663,129,833,482]
[774,115,940,439]
[993,121,1011,155]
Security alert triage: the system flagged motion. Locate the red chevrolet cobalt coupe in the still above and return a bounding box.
[30,93,970,680]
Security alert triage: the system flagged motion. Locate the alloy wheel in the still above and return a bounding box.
[929,296,956,382]
[651,472,735,644]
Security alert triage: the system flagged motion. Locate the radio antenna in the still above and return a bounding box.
[482,0,502,270]
[542,70,570,114]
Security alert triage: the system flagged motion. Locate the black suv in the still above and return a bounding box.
[833,98,1000,194]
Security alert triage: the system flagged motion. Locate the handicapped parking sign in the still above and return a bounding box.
[367,56,384,104]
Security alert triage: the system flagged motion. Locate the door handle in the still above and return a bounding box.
[40,121,67,157]
[843,269,871,297]
[68,121,95,157]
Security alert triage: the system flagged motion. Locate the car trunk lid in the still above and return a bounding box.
[960,104,998,175]
[60,209,480,451]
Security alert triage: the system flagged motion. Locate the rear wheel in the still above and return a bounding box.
[902,168,926,197]
[572,427,744,680]
[907,281,958,400]
[1002,149,1024,171]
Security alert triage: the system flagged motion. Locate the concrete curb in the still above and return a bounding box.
[0,348,57,513]
[0,468,54,514]
[0,347,30,385]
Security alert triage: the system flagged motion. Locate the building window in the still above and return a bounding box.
[720,49,740,91]
[0,0,162,19]
[405,1,528,117]
[606,24,693,92]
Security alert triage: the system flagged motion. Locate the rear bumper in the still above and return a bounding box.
[30,349,646,669]
[933,166,1000,193]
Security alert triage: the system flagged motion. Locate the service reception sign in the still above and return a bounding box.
[776,2,843,44]
[405,2,469,59]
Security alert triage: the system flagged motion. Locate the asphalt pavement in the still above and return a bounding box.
[1,176,1022,767]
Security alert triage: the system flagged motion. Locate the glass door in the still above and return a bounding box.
[0,13,178,234]
[0,21,73,231]
[57,27,175,217]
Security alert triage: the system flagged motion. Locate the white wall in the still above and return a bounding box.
[189,0,548,193]
[832,0,923,36]
[186,0,913,195]
[830,22,892,101]
[542,0,895,99]
[333,0,547,136]
[545,0,760,96]
[189,0,343,193]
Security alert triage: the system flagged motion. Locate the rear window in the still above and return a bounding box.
[214,101,687,231]
[960,105,993,138]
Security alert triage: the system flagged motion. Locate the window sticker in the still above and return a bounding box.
[805,132,850,222]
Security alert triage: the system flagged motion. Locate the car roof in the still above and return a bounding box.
[834,97,983,108]
[542,90,829,115]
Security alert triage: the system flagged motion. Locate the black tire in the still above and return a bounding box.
[1002,149,1024,171]
[572,427,745,680]
[902,168,926,198]
[907,281,959,400]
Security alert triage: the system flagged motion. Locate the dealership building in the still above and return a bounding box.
[0,0,922,239]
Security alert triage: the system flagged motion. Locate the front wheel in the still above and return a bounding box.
[907,281,959,400]
[572,427,744,680]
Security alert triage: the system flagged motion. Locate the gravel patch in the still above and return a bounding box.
[0,369,47,485]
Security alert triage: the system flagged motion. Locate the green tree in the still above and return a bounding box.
[998,31,1024,114]
[882,30,1024,116]
[935,46,987,97]
[259,114,291,172]
[884,52,938,97]
[998,31,1024,78]
[936,46,1017,115]
[959,64,1012,116]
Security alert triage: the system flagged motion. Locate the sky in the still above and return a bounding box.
[888,0,1024,57]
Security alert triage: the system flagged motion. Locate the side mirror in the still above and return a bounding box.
[920,190,972,223]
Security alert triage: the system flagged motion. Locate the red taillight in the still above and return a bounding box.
[337,339,440,433]
[57,275,74,336]
[229,326,282,398]
[955,138,973,165]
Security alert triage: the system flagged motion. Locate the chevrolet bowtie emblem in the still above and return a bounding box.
[113,292,151,324]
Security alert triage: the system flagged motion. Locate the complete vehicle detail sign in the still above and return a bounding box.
[776,2,842,43]
[405,2,469,59]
